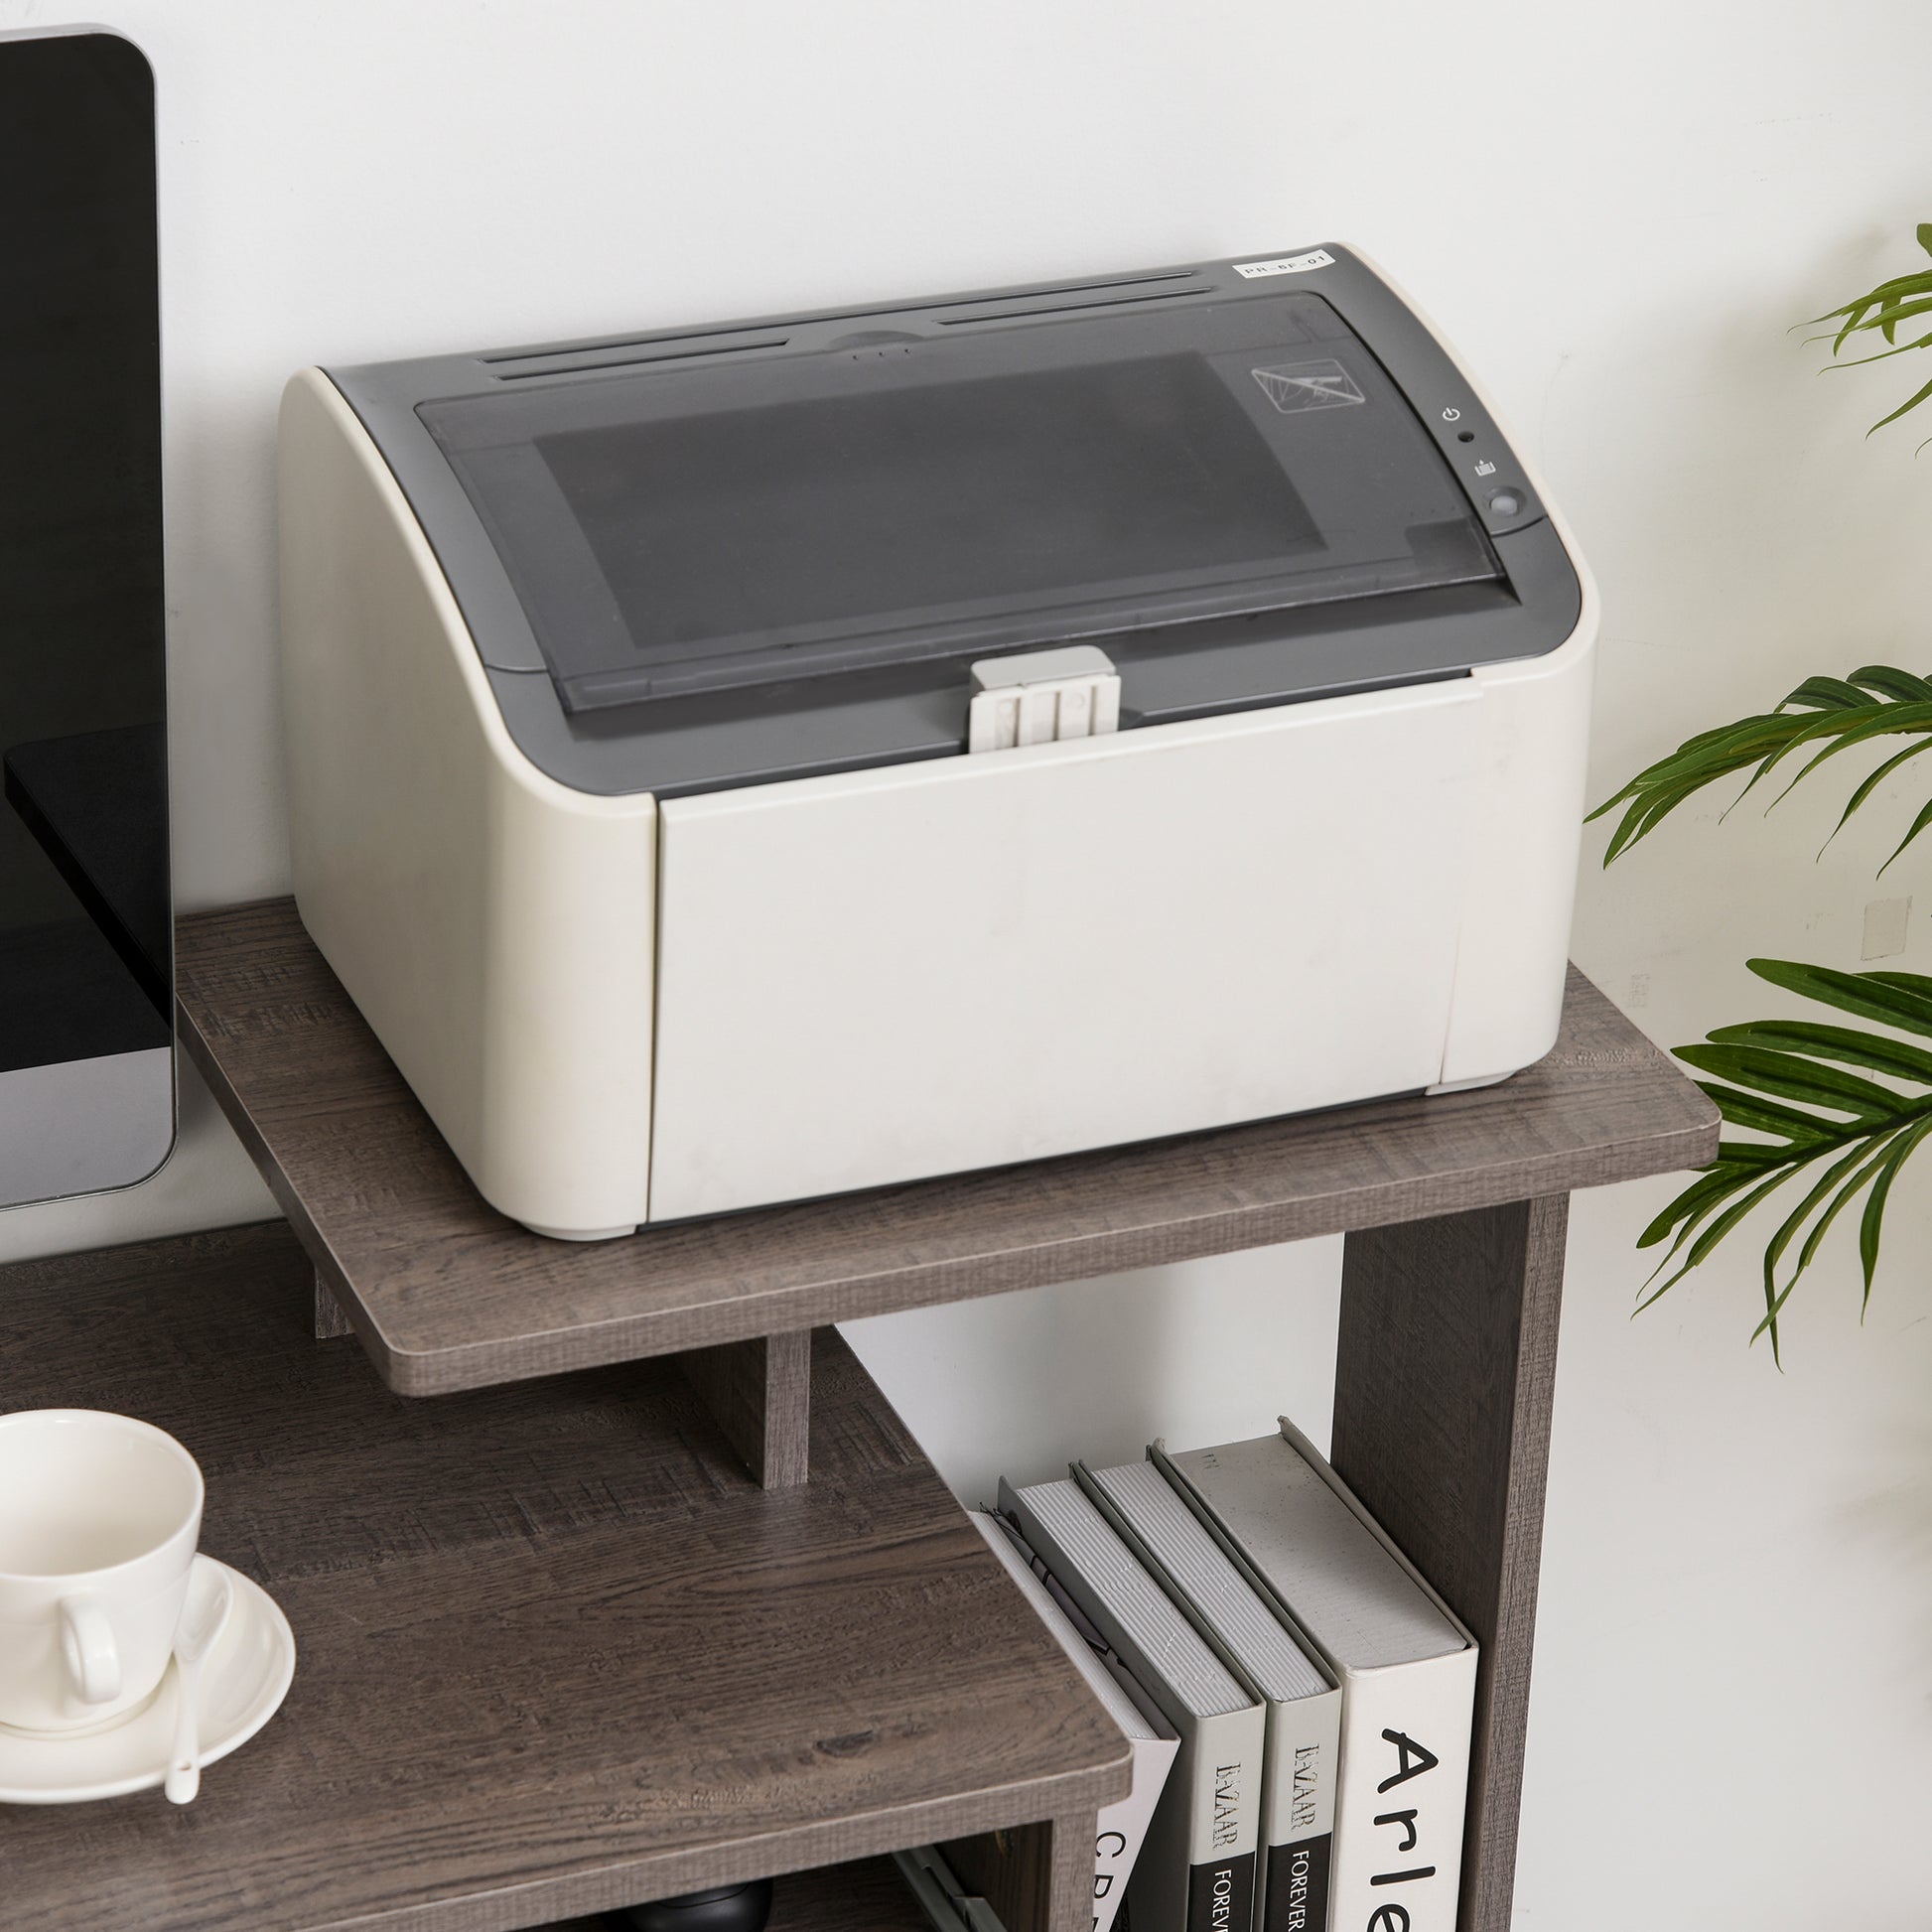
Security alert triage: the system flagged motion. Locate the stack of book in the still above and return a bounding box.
[986,1419,1476,1932]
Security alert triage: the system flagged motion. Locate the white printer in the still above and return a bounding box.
[280,245,1595,1238]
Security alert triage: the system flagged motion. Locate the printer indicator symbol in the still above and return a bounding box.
[1251,358,1366,414]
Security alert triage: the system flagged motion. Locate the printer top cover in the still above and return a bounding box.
[329,245,1582,798]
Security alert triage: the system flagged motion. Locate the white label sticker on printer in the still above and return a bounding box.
[1233,249,1334,278]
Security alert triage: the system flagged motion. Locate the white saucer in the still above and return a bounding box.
[0,1561,295,1804]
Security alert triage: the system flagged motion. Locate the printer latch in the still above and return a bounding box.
[967,645,1122,754]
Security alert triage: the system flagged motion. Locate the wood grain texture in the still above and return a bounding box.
[538,1856,933,1931]
[0,1223,1130,1932]
[1329,1196,1571,1932]
[313,1272,353,1339]
[175,897,1718,1396]
[679,1331,812,1489]
[941,1813,1095,1932]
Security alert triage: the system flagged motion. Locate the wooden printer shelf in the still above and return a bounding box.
[0,1224,1127,1932]
[177,897,1714,1398]
[156,895,1718,1932]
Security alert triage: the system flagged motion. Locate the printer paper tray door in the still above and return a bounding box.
[649,679,1483,1223]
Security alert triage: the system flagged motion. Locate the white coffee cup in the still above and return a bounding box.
[0,1410,205,1733]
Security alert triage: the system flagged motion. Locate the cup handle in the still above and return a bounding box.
[59,1595,122,1706]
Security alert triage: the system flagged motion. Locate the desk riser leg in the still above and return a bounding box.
[680,1329,813,1488]
[314,1271,353,1338]
[1330,1193,1570,1932]
[940,1813,1094,1932]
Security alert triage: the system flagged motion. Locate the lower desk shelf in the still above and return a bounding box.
[0,1223,1127,1932]
[541,1854,930,1930]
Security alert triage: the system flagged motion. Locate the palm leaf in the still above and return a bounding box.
[1635,960,1932,1352]
[1860,1117,1932,1310]
[1878,791,1932,874]
[1746,959,1932,1037]
[1690,1082,1838,1148]
[1808,224,1932,434]
[1823,738,1932,851]
[1825,328,1932,370]
[1611,224,1932,1348]
[1751,1135,1897,1362]
[1703,1019,1932,1083]
[1674,1042,1900,1118]
[1590,666,1932,862]
[1839,666,1932,703]
[1751,1145,1866,1358]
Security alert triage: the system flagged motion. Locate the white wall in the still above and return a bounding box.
[3,1,1929,1923]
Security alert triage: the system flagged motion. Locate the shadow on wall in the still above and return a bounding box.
[840,1234,1344,1505]
[1837,1398,1932,1604]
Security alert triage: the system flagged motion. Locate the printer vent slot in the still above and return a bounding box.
[480,270,1213,375]
[932,274,1213,327]
[933,268,1205,309]
[483,320,785,366]
[490,337,790,382]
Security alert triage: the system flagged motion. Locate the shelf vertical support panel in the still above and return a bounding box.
[314,1272,354,1339]
[1329,1191,1570,1932]
[941,1812,1096,1932]
[679,1329,813,1488]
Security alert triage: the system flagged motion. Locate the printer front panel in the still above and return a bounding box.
[646,679,1484,1223]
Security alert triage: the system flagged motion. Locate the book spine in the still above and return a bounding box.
[1177,1705,1263,1932]
[998,1483,1263,1932]
[970,1511,1178,1932]
[1264,1831,1330,1932]
[1150,1441,1476,1932]
[1262,1683,1341,1932]
[1188,1847,1258,1932]
[1326,1652,1475,1932]
[1095,1734,1174,1932]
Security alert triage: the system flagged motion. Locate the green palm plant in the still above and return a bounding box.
[1592,223,1932,1359]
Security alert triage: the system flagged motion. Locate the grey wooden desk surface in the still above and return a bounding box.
[0,1225,1126,1932]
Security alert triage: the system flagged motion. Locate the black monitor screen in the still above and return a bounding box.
[0,31,173,1204]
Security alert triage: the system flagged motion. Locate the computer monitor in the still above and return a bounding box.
[0,27,173,1208]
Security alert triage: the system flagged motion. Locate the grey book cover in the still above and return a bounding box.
[1080,1457,1342,1932]
[1000,1475,1265,1932]
[1155,1429,1475,1932]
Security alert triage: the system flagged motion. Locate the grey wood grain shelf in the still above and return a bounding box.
[0,1224,1127,1932]
[153,895,1720,1932]
[538,1853,933,1929]
[175,897,1717,1399]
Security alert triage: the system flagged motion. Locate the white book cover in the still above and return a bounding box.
[1000,1477,1266,1932]
[969,1510,1179,1932]
[1077,1459,1343,1932]
[1156,1425,1477,1932]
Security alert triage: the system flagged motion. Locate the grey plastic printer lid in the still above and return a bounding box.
[330,247,1584,797]
[417,291,1497,716]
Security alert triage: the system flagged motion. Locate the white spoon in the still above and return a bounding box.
[164,1557,233,1805]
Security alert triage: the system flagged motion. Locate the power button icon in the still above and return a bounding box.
[1442,406,1461,422]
